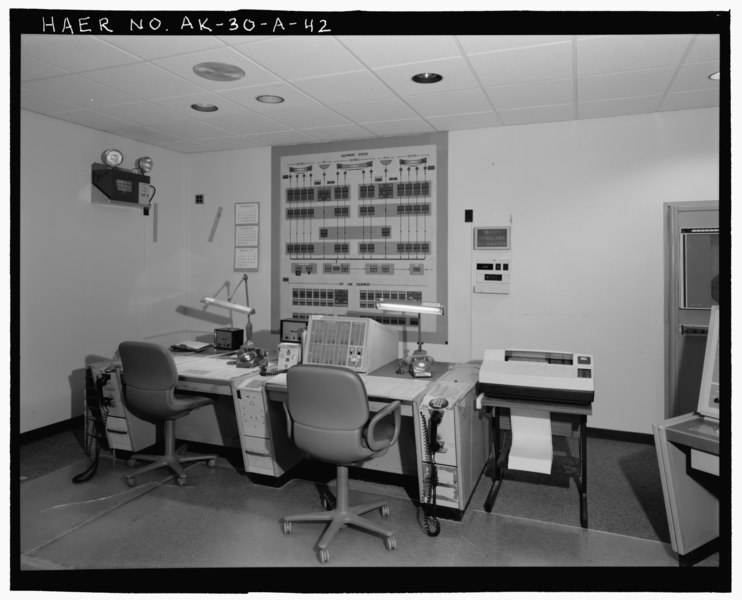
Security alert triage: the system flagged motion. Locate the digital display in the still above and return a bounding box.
[474,227,510,249]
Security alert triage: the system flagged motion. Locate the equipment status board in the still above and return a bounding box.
[279,144,441,336]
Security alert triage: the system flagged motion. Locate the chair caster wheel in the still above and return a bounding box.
[176,477,186,487]
[321,496,334,510]
[317,548,330,564]
[126,458,137,468]
[207,459,217,468]
[282,521,292,534]
[385,535,396,551]
[126,477,136,487]
[380,504,390,518]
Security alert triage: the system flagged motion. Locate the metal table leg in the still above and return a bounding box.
[578,414,588,528]
[484,407,505,512]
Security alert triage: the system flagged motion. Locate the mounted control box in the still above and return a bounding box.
[473,226,511,294]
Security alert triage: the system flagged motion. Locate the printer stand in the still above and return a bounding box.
[480,397,591,528]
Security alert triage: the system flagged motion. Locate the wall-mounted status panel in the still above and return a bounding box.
[279,145,441,335]
[473,226,512,294]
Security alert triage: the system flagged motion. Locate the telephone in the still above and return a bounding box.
[396,351,435,378]
[234,345,268,369]
[419,397,449,537]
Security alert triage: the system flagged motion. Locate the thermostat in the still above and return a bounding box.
[474,227,510,250]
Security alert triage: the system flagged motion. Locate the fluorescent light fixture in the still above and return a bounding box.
[375,300,444,315]
[201,297,255,315]
[201,275,255,343]
[376,299,445,377]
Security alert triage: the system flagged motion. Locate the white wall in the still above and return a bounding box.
[18,107,719,435]
[19,110,190,432]
[434,108,720,433]
[183,148,273,346]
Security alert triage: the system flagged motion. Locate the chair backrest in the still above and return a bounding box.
[117,341,181,420]
[286,364,372,464]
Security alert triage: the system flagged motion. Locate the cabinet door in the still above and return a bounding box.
[664,201,719,418]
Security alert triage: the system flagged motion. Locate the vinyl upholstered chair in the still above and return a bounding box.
[280,364,402,564]
[117,341,218,487]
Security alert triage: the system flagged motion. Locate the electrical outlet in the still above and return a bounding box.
[195,194,204,204]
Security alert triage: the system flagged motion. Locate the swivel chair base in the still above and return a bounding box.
[281,465,397,564]
[125,419,217,487]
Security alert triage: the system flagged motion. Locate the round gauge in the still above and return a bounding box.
[135,156,153,174]
[101,148,124,168]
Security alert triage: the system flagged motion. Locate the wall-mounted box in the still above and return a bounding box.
[91,163,152,208]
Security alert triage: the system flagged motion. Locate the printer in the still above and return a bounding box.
[477,348,595,405]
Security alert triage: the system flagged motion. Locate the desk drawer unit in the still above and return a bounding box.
[87,362,155,453]
[235,378,302,477]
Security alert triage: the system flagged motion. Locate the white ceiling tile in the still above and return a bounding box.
[360,118,435,137]
[148,120,234,140]
[93,101,187,127]
[291,71,395,105]
[486,78,573,110]
[205,113,290,135]
[660,89,720,112]
[21,88,79,115]
[578,66,676,103]
[82,63,206,100]
[51,109,138,131]
[469,42,573,86]
[248,130,320,146]
[426,111,501,131]
[300,123,375,142]
[578,95,662,120]
[576,34,694,75]
[21,55,69,81]
[153,92,254,119]
[107,125,186,145]
[157,139,216,154]
[498,104,574,126]
[457,35,573,54]
[22,74,140,108]
[100,35,226,60]
[330,98,418,123]
[233,37,365,80]
[200,136,265,151]
[337,35,461,68]
[21,34,141,73]
[670,61,721,93]
[374,57,480,97]
[152,47,280,91]
[219,82,320,113]
[404,88,491,117]
[685,35,721,64]
[267,106,350,129]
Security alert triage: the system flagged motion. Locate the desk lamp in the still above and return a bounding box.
[375,299,445,377]
[201,274,255,343]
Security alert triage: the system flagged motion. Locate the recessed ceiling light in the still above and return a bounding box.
[256,94,285,104]
[193,62,246,82]
[709,71,720,80]
[191,103,219,112]
[412,72,443,84]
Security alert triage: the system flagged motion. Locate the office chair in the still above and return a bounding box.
[281,364,402,564]
[117,341,218,487]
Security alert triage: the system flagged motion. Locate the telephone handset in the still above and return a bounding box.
[427,397,449,453]
[234,345,268,369]
[419,397,449,537]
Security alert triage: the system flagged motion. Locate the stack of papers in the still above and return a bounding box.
[170,340,213,352]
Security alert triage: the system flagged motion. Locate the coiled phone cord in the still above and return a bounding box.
[419,411,441,537]
[72,374,110,483]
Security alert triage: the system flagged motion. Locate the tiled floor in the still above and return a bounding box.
[15,448,724,593]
